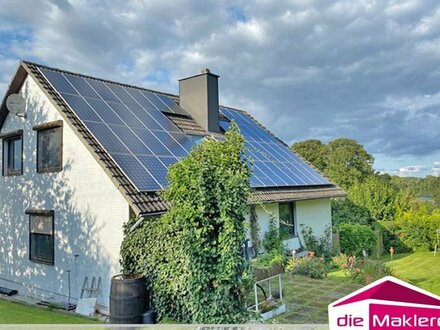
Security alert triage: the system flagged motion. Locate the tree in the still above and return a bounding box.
[348,175,396,221]
[325,138,374,189]
[423,175,440,203]
[291,138,374,189]
[291,139,328,172]
[120,123,253,323]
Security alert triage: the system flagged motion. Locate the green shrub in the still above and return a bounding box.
[262,217,284,254]
[343,257,393,284]
[292,256,329,279]
[300,225,332,259]
[252,216,288,269]
[338,223,376,257]
[251,250,286,269]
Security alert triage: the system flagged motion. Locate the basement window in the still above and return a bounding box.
[279,202,296,238]
[27,210,54,265]
[2,132,23,176]
[34,121,63,173]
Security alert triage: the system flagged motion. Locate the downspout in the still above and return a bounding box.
[129,212,163,233]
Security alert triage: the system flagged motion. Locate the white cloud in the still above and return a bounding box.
[381,92,440,113]
[386,165,427,177]
[432,161,440,176]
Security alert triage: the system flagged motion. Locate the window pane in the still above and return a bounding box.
[2,140,6,175]
[8,139,14,169]
[279,203,292,223]
[30,233,53,263]
[279,203,295,237]
[38,127,62,171]
[13,139,22,171]
[3,135,22,175]
[30,215,53,235]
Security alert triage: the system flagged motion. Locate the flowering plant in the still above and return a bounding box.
[343,257,393,284]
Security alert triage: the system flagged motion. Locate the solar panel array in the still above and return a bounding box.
[39,68,195,191]
[40,67,330,192]
[219,107,330,187]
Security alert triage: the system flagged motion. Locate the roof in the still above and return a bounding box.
[0,61,346,215]
[333,276,440,307]
[250,186,346,204]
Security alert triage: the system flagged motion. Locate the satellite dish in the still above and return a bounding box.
[6,94,26,118]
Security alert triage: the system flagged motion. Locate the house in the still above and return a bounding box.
[0,61,345,313]
[328,276,440,329]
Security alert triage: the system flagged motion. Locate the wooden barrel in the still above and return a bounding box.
[109,274,148,324]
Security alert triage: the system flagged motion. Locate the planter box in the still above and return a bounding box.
[254,264,284,281]
[260,304,286,321]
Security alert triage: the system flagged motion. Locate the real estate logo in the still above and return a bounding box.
[328,276,440,329]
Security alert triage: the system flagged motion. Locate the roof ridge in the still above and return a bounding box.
[21,61,250,113]
[21,60,179,99]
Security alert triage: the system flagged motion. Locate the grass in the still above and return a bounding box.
[328,252,440,296]
[266,274,362,324]
[384,252,440,295]
[0,299,102,324]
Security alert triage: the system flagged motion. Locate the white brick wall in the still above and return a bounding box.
[296,198,332,243]
[0,75,130,313]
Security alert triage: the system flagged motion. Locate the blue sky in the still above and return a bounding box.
[1,0,439,177]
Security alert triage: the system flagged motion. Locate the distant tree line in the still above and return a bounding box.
[291,138,440,254]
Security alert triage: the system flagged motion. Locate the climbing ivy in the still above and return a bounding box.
[249,205,260,255]
[120,123,253,323]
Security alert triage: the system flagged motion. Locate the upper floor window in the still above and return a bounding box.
[34,121,63,173]
[279,202,295,238]
[1,130,23,176]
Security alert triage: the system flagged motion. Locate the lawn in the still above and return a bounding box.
[0,299,102,324]
[268,274,362,324]
[328,252,440,296]
[384,252,440,295]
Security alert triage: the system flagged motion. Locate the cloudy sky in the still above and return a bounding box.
[1,0,439,177]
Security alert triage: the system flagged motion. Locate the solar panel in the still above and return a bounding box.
[60,94,102,123]
[39,68,78,95]
[82,121,129,154]
[137,155,169,187]
[85,78,122,103]
[155,94,188,115]
[65,75,101,99]
[86,98,125,126]
[40,68,196,191]
[220,107,329,187]
[112,154,162,190]
[152,131,188,157]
